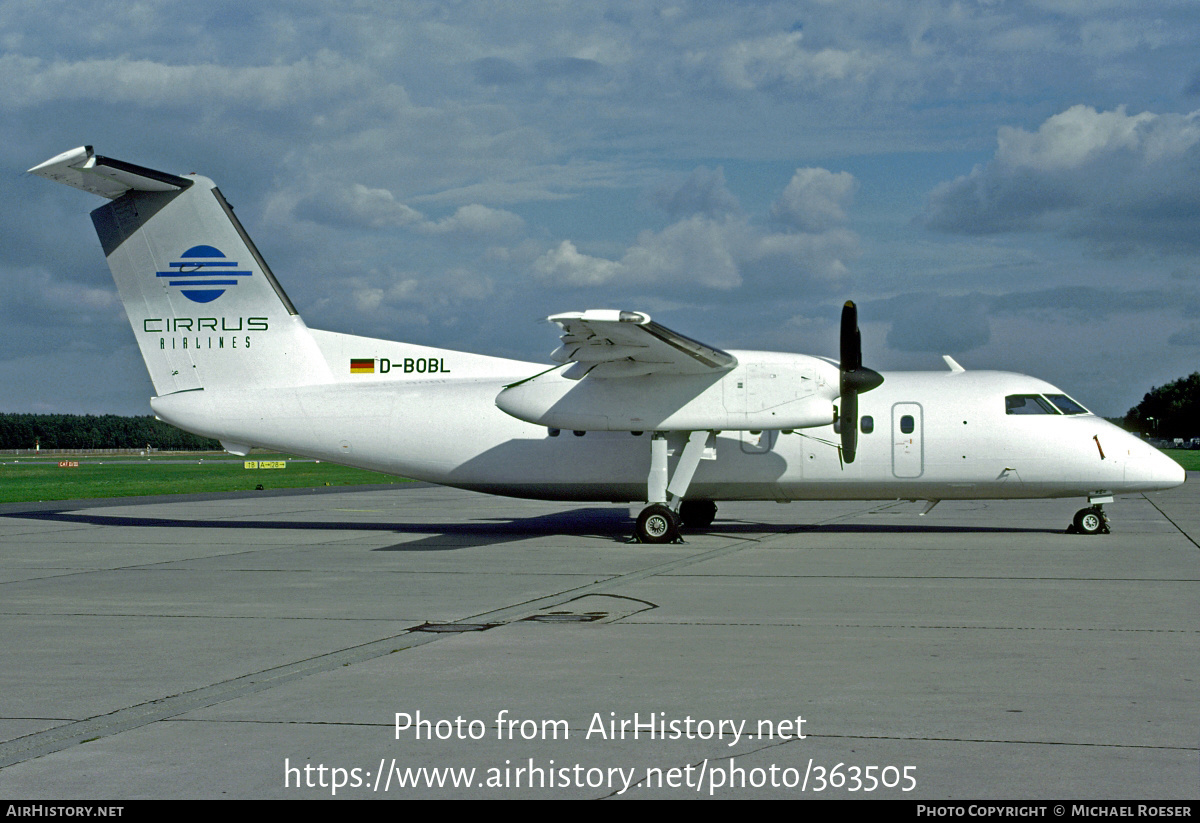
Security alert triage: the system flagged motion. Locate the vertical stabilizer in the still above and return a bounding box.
[31,147,332,396]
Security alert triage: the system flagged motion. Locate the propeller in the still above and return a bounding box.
[838,301,884,464]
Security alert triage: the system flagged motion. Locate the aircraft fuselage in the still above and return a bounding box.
[150,348,1181,504]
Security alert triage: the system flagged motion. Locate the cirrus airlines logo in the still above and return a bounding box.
[156,245,251,304]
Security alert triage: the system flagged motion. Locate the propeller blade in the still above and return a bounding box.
[840,390,858,464]
[837,300,883,465]
[840,301,862,372]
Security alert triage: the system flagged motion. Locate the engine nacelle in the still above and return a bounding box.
[496,351,840,432]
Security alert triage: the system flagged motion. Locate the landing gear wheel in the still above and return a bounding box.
[678,499,717,529]
[1071,506,1108,535]
[636,503,680,544]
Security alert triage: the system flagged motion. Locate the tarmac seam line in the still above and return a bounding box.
[1141,493,1199,550]
[0,503,886,770]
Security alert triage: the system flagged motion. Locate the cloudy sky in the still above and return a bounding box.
[4,1,1200,417]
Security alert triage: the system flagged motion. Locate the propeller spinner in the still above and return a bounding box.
[838,301,884,463]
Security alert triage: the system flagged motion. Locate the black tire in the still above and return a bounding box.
[636,504,679,544]
[1073,507,1105,535]
[678,499,717,529]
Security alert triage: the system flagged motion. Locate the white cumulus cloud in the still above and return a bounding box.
[532,166,858,292]
[417,204,526,237]
[772,168,858,233]
[922,105,1200,251]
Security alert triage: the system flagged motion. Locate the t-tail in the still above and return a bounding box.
[29,146,332,396]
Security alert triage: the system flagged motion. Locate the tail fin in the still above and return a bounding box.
[30,147,331,395]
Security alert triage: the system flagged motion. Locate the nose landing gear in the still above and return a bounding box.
[1068,505,1110,535]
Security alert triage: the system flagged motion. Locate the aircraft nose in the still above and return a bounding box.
[1125,441,1186,490]
[1159,450,1186,487]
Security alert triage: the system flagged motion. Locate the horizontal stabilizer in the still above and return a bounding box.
[28,146,192,199]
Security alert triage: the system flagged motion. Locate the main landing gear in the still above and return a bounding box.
[1068,505,1110,535]
[636,503,679,543]
[634,499,720,544]
[634,431,719,544]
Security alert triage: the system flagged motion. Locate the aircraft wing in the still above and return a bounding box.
[548,310,737,379]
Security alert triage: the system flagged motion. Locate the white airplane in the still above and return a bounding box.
[30,146,1186,543]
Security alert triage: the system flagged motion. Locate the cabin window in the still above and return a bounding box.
[1045,394,1089,415]
[1005,394,1059,415]
[860,415,874,434]
[900,415,914,434]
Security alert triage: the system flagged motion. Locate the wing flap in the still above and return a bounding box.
[548,310,737,378]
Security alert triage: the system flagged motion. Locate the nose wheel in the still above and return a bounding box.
[1068,505,1109,535]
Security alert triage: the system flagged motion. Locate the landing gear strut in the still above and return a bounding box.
[1068,505,1109,535]
[634,431,716,543]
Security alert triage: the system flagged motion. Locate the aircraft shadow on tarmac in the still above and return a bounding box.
[5,504,1065,552]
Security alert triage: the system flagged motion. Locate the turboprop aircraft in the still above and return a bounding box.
[29,147,1186,543]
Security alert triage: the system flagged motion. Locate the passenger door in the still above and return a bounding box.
[892,403,923,478]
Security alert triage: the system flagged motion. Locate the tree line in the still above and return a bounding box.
[0,413,220,451]
[1123,372,1199,439]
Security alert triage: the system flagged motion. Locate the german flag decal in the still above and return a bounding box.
[350,358,375,374]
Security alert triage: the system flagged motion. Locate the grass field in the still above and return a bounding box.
[0,453,412,503]
[1,449,1194,505]
[1164,449,1200,471]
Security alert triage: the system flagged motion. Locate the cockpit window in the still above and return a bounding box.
[1045,394,1089,415]
[1005,394,1060,415]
